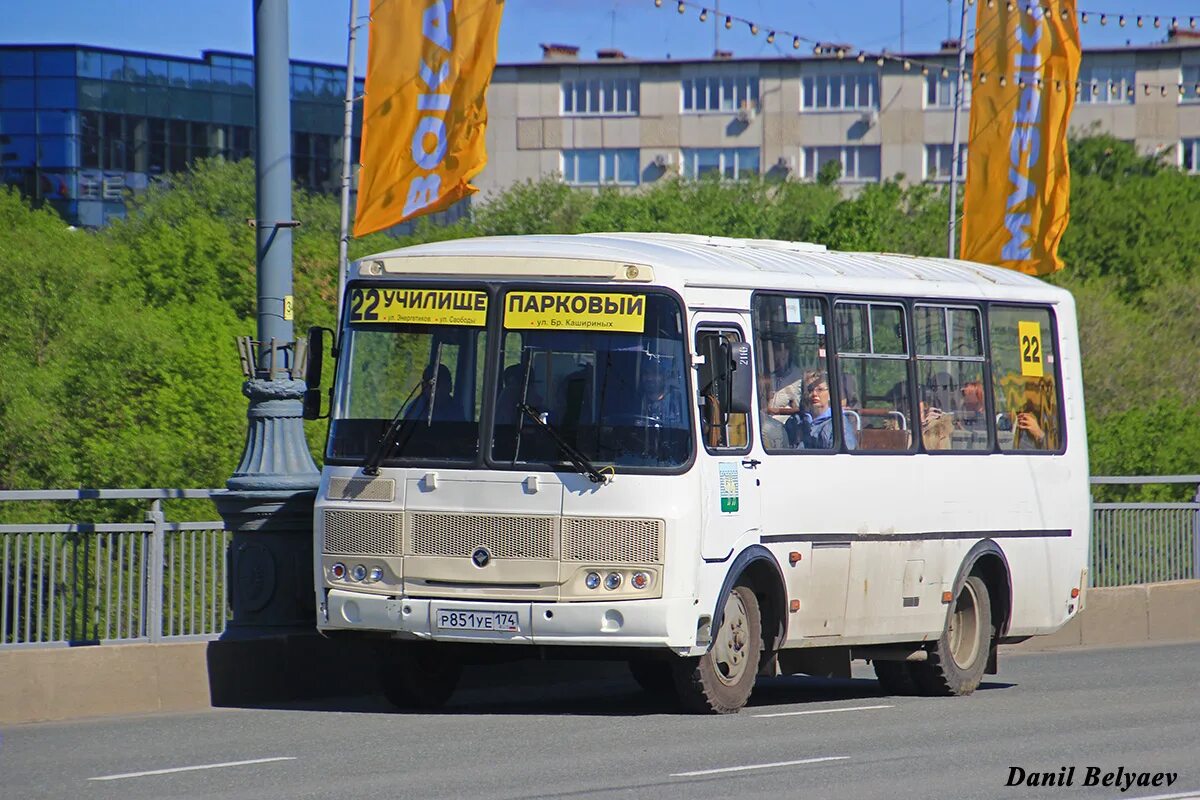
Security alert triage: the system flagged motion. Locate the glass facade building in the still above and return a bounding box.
[0,44,362,227]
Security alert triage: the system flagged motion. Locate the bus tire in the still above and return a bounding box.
[913,575,992,696]
[377,645,461,710]
[873,659,920,695]
[673,583,761,714]
[628,658,675,695]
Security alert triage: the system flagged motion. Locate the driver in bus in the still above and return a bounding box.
[404,363,463,423]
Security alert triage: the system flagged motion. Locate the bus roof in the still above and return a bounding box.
[357,232,1069,303]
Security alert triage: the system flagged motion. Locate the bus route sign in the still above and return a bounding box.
[348,287,488,326]
[504,291,646,333]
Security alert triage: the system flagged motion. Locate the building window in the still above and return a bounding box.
[681,147,759,179]
[561,77,639,115]
[802,145,881,182]
[1183,66,1200,103]
[1183,139,1200,173]
[925,71,970,108]
[925,144,967,181]
[681,75,759,112]
[561,148,640,185]
[802,72,878,111]
[1075,64,1135,105]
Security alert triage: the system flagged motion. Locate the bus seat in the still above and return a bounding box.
[858,428,911,451]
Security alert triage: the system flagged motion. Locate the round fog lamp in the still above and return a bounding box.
[351,564,367,582]
[631,571,650,590]
[585,572,601,590]
[368,567,384,582]
[330,562,346,580]
[604,572,623,590]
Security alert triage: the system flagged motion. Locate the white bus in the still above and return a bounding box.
[304,233,1089,714]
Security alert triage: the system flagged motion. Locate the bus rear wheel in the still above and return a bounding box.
[377,644,462,710]
[913,575,992,696]
[673,584,762,714]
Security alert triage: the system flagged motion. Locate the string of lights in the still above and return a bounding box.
[650,0,1200,97]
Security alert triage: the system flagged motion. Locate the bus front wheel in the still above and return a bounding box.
[377,644,462,710]
[673,584,762,714]
[913,575,992,696]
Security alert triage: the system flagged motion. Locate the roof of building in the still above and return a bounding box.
[363,232,1068,303]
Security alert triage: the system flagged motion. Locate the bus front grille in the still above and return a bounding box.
[562,517,664,564]
[408,512,557,560]
[327,477,396,502]
[323,510,403,556]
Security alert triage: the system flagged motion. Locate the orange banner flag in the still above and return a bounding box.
[960,0,1081,275]
[353,0,504,237]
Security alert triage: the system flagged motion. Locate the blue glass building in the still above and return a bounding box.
[0,45,362,227]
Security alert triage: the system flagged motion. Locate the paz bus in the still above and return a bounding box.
[303,232,1088,714]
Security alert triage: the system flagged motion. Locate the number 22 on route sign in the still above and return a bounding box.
[1018,321,1044,378]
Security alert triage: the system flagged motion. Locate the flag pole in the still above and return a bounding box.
[947,0,970,259]
[336,0,361,326]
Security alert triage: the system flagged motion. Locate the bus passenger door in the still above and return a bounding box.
[693,321,762,561]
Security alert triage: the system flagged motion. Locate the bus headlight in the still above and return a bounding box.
[604,572,623,590]
[368,567,384,583]
[330,562,346,581]
[351,564,367,582]
[631,571,651,590]
[585,571,602,590]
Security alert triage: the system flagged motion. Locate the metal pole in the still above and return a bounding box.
[214,0,320,639]
[336,0,360,328]
[947,0,970,259]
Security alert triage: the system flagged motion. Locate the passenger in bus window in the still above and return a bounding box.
[920,397,954,450]
[1015,403,1048,449]
[757,374,790,449]
[641,358,686,428]
[958,380,986,431]
[764,337,804,422]
[405,363,463,422]
[797,370,857,450]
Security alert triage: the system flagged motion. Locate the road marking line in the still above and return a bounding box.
[754,703,894,718]
[89,757,296,781]
[671,756,849,778]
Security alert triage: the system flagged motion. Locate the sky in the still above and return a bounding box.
[2,0,1198,72]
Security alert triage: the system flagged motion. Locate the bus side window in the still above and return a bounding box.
[988,306,1062,452]
[695,329,749,451]
[914,304,989,452]
[834,301,913,452]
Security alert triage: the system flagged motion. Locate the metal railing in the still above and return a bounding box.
[1,477,1198,648]
[1090,476,1200,588]
[0,489,229,649]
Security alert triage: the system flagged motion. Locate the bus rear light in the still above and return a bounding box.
[1070,587,1080,598]
[330,562,346,580]
[631,571,650,590]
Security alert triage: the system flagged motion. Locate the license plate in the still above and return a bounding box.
[436,610,520,632]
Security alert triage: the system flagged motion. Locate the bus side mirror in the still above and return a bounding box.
[727,341,753,414]
[302,326,335,420]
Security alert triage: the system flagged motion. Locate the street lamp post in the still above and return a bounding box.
[214,0,320,638]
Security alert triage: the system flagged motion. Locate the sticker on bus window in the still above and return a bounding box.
[1018,321,1044,377]
[504,291,646,332]
[718,462,740,514]
[785,297,803,323]
[348,287,488,326]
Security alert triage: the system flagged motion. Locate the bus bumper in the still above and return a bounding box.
[321,588,699,651]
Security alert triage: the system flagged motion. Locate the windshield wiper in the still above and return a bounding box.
[360,378,424,476]
[361,347,445,476]
[517,403,607,484]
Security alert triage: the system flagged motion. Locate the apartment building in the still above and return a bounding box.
[480,32,1200,195]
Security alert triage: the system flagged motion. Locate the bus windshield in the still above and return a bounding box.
[492,291,691,470]
[328,317,488,464]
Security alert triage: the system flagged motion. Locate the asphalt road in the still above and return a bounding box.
[4,642,1200,800]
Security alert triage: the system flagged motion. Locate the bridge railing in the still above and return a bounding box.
[1090,476,1200,588]
[0,489,229,649]
[1,477,1198,648]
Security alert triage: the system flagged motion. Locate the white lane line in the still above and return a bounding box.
[671,756,849,778]
[1125,792,1200,800]
[89,756,296,781]
[754,703,893,718]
